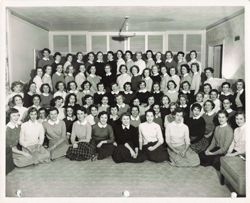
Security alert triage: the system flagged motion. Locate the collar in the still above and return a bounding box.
[171,75,178,79]
[193,72,199,75]
[131,115,140,121]
[42,57,49,61]
[206,111,214,116]
[127,59,132,62]
[83,90,90,94]
[48,119,60,125]
[69,90,78,94]
[97,60,103,63]
[180,104,187,108]
[156,60,162,63]
[56,72,62,76]
[166,58,173,63]
[77,120,87,125]
[101,104,109,107]
[89,74,95,78]
[190,59,197,63]
[98,122,107,128]
[28,120,38,125]
[97,91,105,95]
[68,73,73,77]
[153,90,160,94]
[182,90,191,94]
[226,109,233,113]
[183,73,189,77]
[88,60,93,64]
[163,73,169,77]
[168,90,177,93]
[138,89,147,93]
[220,123,227,128]
[207,77,214,81]
[237,89,244,94]
[106,73,112,76]
[117,103,125,108]
[42,93,49,96]
[78,72,85,75]
[144,77,151,80]
[124,91,133,94]
[7,122,19,129]
[152,73,159,76]
[155,113,161,118]
[77,60,83,63]
[67,116,75,121]
[221,92,232,96]
[111,90,119,95]
[122,124,130,130]
[44,73,50,77]
[148,58,153,61]
[193,115,201,120]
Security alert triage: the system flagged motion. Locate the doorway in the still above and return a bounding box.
[208,44,223,78]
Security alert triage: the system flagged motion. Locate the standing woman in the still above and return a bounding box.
[63,53,73,73]
[146,50,155,69]
[199,110,234,170]
[165,108,200,167]
[107,51,117,76]
[116,64,131,91]
[176,51,186,76]
[139,110,168,162]
[125,50,134,71]
[101,64,117,92]
[66,107,95,161]
[155,52,165,69]
[116,50,126,75]
[51,96,65,120]
[85,52,95,74]
[165,51,177,71]
[151,65,161,84]
[95,51,105,78]
[134,51,146,75]
[136,81,151,106]
[233,79,245,111]
[112,113,145,163]
[190,62,201,96]
[37,48,54,68]
[92,111,115,160]
[51,52,62,74]
[160,66,171,93]
[42,65,53,92]
[43,107,69,160]
[17,107,50,167]
[75,64,86,90]
[33,67,44,94]
[142,68,153,92]
[73,52,84,73]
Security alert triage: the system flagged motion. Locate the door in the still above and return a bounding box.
[213,45,223,78]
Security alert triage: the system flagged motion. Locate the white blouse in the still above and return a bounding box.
[139,122,164,145]
[228,124,246,154]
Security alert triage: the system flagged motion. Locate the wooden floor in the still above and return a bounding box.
[6,157,231,197]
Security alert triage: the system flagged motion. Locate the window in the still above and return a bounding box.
[130,36,145,53]
[109,36,125,52]
[148,35,163,52]
[186,34,202,52]
[53,35,69,53]
[91,35,107,53]
[71,35,87,53]
[168,34,184,53]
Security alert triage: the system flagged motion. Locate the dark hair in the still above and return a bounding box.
[221,82,231,88]
[67,81,78,91]
[97,82,104,90]
[123,82,132,90]
[222,97,233,104]
[204,67,214,74]
[55,81,66,91]
[119,64,128,73]
[120,112,131,119]
[89,104,98,111]
[138,80,146,88]
[161,95,170,105]
[96,51,104,57]
[130,105,140,113]
[42,48,51,54]
[82,95,93,105]
[109,104,119,112]
[165,51,173,58]
[48,107,59,114]
[52,96,64,107]
[168,66,178,76]
[81,80,92,90]
[125,50,133,58]
[65,93,77,105]
[28,82,36,90]
[76,52,83,59]
[27,107,38,117]
[155,51,162,59]
[177,51,185,57]
[32,94,41,102]
[87,52,95,59]
[98,111,108,119]
[12,94,23,104]
[38,107,48,118]
[76,106,87,114]
[66,53,73,61]
[8,108,19,117]
[146,50,154,59]
[56,63,63,70]
[210,89,219,95]
[142,68,151,78]
[132,97,141,105]
[180,81,191,89]
[145,109,155,116]
[203,83,212,90]
[116,50,124,57]
[115,94,124,100]
[235,111,245,119]
[107,51,114,56]
[191,103,202,111]
[180,64,190,74]
[40,83,51,93]
[130,65,140,74]
[88,64,96,74]
[43,65,52,73]
[173,107,183,115]
[178,93,188,102]
[236,79,245,89]
[36,67,44,74]
[53,52,61,59]
[11,81,23,92]
[167,80,177,89]
[203,100,215,109]
[191,62,200,72]
[217,110,229,118]
[189,50,198,58]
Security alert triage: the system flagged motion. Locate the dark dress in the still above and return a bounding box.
[107,91,120,105]
[112,125,145,163]
[23,93,33,108]
[150,75,161,84]
[165,60,177,71]
[72,61,84,73]
[156,61,165,69]
[95,61,105,78]
[63,116,77,144]
[131,75,142,91]
[160,107,170,120]
[136,91,151,105]
[233,90,245,111]
[101,74,117,92]
[152,92,164,104]
[93,92,107,105]
[121,91,136,105]
[179,90,195,106]
[107,60,117,76]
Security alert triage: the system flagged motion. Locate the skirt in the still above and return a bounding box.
[95,142,115,160]
[167,144,200,167]
[190,137,210,154]
[13,144,50,168]
[142,142,169,163]
[199,147,223,170]
[48,138,69,160]
[112,145,145,163]
[66,142,95,161]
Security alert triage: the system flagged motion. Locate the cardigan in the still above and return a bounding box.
[151,74,161,84]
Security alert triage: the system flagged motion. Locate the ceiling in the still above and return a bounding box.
[8,6,243,31]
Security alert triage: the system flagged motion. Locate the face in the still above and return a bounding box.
[235,114,245,127]
[49,110,58,121]
[77,110,86,121]
[136,53,142,60]
[161,67,167,74]
[236,82,244,90]
[210,91,218,100]
[101,96,108,105]
[79,65,85,73]
[117,51,122,59]
[125,84,131,92]
[196,93,203,103]
[205,70,212,78]
[120,66,127,74]
[175,112,183,123]
[55,99,63,107]
[153,105,160,114]
[162,97,169,105]
[179,97,186,105]
[107,53,113,61]
[14,84,22,93]
[204,101,213,112]
[68,55,73,62]
[182,83,190,91]
[122,115,130,126]
[89,53,95,61]
[69,95,76,104]
[97,53,103,60]
[14,96,23,105]
[166,53,172,59]
[191,65,197,73]
[148,97,155,105]
[43,85,50,93]
[70,82,77,90]
[86,97,93,105]
[147,52,152,59]
[204,85,211,94]
[153,84,160,91]
[190,52,196,59]
[168,82,175,90]
[222,84,230,93]
[156,53,161,60]
[105,66,111,73]
[57,65,63,73]
[29,111,37,122]
[131,107,139,117]
[100,114,108,125]
[111,107,118,115]
[152,66,158,74]
[193,107,201,117]
[68,66,74,73]
[116,96,123,104]
[112,84,118,91]
[146,112,154,123]
[125,52,131,60]
[144,70,150,77]
[132,67,138,75]
[181,67,187,75]
[66,108,74,117]
[98,84,104,92]
[37,69,43,77]
[10,112,20,123]
[46,66,52,74]
[90,66,96,74]
[170,105,176,113]
[84,83,90,90]
[43,50,49,58]
[39,110,46,119]
[223,99,231,110]
[177,53,184,61]
[91,107,98,116]
[133,99,140,106]
[55,55,61,62]
[139,82,146,90]
[58,83,64,91]
[33,96,40,106]
[77,53,83,61]
[30,84,37,93]
[218,113,227,125]
[170,68,176,76]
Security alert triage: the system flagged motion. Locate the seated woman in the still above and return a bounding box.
[219,82,234,103]
[52,64,65,91]
[210,89,221,113]
[93,82,107,105]
[144,95,155,112]
[190,92,205,117]
[75,64,86,90]
[107,83,121,106]
[112,113,145,163]
[187,103,206,153]
[53,81,67,101]
[92,111,115,160]
[151,82,164,104]
[43,107,69,160]
[226,111,245,157]
[152,103,163,130]
[222,98,237,129]
[150,65,161,84]
[66,107,95,161]
[12,95,28,124]
[98,95,110,113]
[86,105,99,126]
[199,110,234,170]
[51,96,65,120]
[77,81,94,106]
[165,108,200,167]
[202,83,212,102]
[64,93,81,114]
[180,64,192,85]
[63,106,77,144]
[139,110,168,163]
[67,81,78,95]
[6,81,24,108]
[121,82,135,105]
[108,105,121,129]
[82,95,94,110]
[130,105,142,128]
[87,65,101,93]
[130,65,142,92]
[164,102,178,128]
[178,94,190,123]
[17,107,50,167]
[115,94,130,117]
[31,94,42,110]
[160,95,171,119]
[38,107,48,124]
[169,67,180,91]
[179,81,195,105]
[136,81,151,106]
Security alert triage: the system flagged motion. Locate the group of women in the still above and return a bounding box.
[6,48,246,175]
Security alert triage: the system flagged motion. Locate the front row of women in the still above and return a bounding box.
[6,105,245,174]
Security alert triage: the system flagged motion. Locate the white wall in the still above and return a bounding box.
[7,12,49,84]
[206,13,244,80]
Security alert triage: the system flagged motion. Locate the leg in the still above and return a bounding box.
[220,173,225,185]
[97,143,114,160]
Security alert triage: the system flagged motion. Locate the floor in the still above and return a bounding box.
[6,157,231,197]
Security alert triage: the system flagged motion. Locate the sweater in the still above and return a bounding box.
[114,125,139,148]
[52,73,65,91]
[92,123,114,143]
[187,117,206,143]
[71,121,92,143]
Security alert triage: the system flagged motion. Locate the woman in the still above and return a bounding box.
[51,64,64,91]
[17,107,50,167]
[33,67,44,94]
[116,64,131,91]
[226,112,245,156]
[125,50,134,71]
[130,65,142,92]
[199,110,234,170]
[75,64,86,90]
[210,89,221,113]
[160,66,171,93]
[190,62,201,95]
[65,65,75,86]
[233,79,245,111]
[77,81,94,106]
[43,107,69,160]
[101,64,117,92]
[38,48,54,68]
[134,51,146,75]
[66,107,95,161]
[164,102,177,128]
[151,65,161,84]
[31,94,42,110]
[130,105,142,128]
[73,52,84,72]
[146,50,155,69]
[12,95,28,124]
[63,106,77,143]
[164,80,179,103]
[93,82,107,105]
[165,108,200,167]
[115,94,130,117]
[155,52,165,68]
[222,98,237,129]
[51,52,62,74]
[85,52,95,74]
[169,67,180,91]
[107,51,117,76]
[87,65,101,93]
[86,105,99,126]
[180,64,192,85]
[142,68,153,92]
[165,51,177,71]
[219,82,234,103]
[98,95,110,113]
[42,65,53,91]
[176,51,186,76]
[53,81,67,101]
[95,51,105,78]
[64,93,81,114]
[180,81,195,105]
[23,82,37,107]
[63,53,73,73]
[121,82,135,105]
[187,50,202,74]
[152,82,164,104]
[92,111,115,160]
[116,50,126,75]
[112,113,145,163]
[40,83,53,109]
[139,110,168,163]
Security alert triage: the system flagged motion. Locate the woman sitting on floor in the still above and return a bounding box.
[66,107,95,161]
[17,107,50,167]
[43,107,69,160]
[92,111,115,160]
[112,113,145,163]
[165,108,200,167]
[199,110,234,170]
[139,110,168,163]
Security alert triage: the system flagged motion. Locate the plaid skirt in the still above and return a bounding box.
[190,137,210,154]
[66,142,95,161]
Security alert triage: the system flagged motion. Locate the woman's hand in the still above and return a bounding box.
[73,143,78,148]
[113,142,117,147]
[225,153,234,157]
[130,149,136,158]
[97,141,104,148]
[180,150,186,158]
[205,150,213,156]
[148,146,155,151]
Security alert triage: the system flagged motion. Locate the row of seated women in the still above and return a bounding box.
[6,101,245,174]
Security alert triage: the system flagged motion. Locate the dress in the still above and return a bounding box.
[165,121,200,167]
[43,120,69,160]
[66,120,95,160]
[131,75,142,91]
